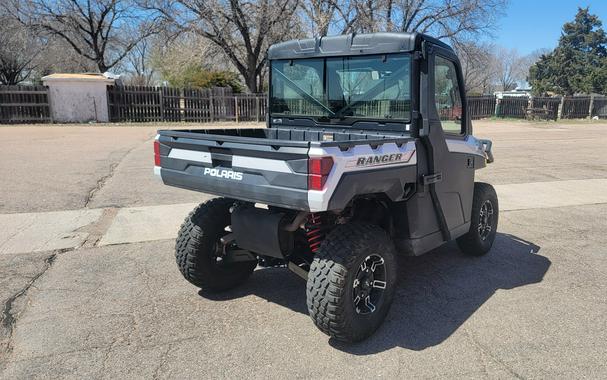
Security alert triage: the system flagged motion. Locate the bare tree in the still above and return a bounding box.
[36,39,99,78]
[0,16,44,84]
[302,0,507,43]
[492,47,525,91]
[299,0,338,36]
[124,37,155,85]
[392,0,507,41]
[145,0,300,93]
[150,32,229,85]
[520,48,550,86]
[456,45,546,94]
[328,0,381,34]
[5,0,159,73]
[454,40,496,94]
[353,0,388,33]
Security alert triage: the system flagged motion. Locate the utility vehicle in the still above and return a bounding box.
[154,32,497,342]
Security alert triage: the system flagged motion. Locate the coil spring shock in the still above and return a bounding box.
[306,213,324,253]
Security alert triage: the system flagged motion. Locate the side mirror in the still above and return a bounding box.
[479,139,494,163]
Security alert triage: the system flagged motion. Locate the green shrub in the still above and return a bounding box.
[167,66,243,93]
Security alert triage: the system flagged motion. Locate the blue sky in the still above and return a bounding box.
[493,0,607,54]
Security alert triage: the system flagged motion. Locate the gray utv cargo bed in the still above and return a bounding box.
[155,127,417,211]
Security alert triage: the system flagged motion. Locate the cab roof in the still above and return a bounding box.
[267,32,452,60]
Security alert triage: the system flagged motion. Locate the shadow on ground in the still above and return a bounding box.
[198,232,550,354]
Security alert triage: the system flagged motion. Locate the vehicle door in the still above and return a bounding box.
[425,44,475,236]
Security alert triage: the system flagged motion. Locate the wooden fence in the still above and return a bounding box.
[467,96,496,119]
[561,96,592,119]
[530,97,562,120]
[233,94,269,122]
[107,85,163,122]
[72,86,607,123]
[0,85,51,124]
[496,96,530,118]
[107,86,266,123]
[593,96,607,118]
[3,84,607,124]
[466,95,607,120]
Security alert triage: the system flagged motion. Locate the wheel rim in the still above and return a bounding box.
[352,254,387,315]
[478,200,494,241]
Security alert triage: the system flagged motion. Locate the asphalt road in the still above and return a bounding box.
[1,120,606,379]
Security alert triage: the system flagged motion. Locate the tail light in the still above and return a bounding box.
[154,140,161,166]
[308,157,333,190]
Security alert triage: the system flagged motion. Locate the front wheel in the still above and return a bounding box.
[457,182,499,256]
[306,223,398,342]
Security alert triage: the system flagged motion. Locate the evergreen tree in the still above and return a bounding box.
[529,7,607,95]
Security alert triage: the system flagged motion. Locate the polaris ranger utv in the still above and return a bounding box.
[154,32,497,342]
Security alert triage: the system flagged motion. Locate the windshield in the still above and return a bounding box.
[270,53,411,124]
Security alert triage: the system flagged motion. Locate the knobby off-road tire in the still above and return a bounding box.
[457,182,499,256]
[175,198,257,292]
[306,223,398,342]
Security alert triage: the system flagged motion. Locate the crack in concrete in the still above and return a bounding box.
[1,254,55,329]
[2,136,177,373]
[0,249,71,369]
[0,203,139,372]
[152,344,173,380]
[83,162,120,208]
[0,218,31,252]
[0,207,124,368]
[5,334,205,367]
[99,335,121,375]
[80,207,119,248]
[82,141,145,208]
[464,328,526,379]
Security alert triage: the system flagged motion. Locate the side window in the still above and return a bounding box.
[434,56,463,134]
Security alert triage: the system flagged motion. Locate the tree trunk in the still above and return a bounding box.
[0,69,21,85]
[386,0,393,31]
[243,54,260,93]
[245,73,258,93]
[98,64,108,73]
[258,73,265,94]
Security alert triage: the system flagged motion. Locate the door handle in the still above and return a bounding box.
[467,157,474,168]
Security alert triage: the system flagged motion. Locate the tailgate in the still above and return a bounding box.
[155,130,310,210]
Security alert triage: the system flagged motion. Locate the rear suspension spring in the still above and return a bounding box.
[306,213,324,253]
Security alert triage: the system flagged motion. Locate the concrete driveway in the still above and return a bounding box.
[1,120,606,379]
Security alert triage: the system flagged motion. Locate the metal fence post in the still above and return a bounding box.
[557,96,566,119]
[256,96,260,122]
[528,96,534,111]
[158,88,164,122]
[494,97,500,117]
[235,96,239,122]
[208,93,214,122]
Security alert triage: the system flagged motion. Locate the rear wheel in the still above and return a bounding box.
[175,198,257,292]
[306,223,398,342]
[457,182,499,256]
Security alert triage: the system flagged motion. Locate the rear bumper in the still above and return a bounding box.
[159,167,310,210]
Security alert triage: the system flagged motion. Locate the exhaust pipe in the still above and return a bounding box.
[283,211,309,232]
